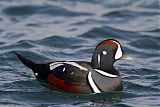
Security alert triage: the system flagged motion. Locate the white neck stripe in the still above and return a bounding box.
[94,69,118,78]
[88,72,101,93]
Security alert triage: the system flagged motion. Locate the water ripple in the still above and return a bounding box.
[0,0,159,106]
[2,5,93,17]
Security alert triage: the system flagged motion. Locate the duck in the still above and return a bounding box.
[15,39,125,94]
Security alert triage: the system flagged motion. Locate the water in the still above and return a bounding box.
[0,0,159,106]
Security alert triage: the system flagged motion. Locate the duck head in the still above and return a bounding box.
[91,39,124,71]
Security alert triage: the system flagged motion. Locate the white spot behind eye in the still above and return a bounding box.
[102,51,107,55]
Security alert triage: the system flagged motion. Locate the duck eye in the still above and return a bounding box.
[102,51,107,55]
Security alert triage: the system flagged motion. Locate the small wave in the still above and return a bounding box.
[0,41,6,45]
[2,5,93,17]
[143,28,160,33]
[103,10,159,18]
[79,26,139,41]
[35,35,86,49]
[129,36,160,50]
[138,0,160,9]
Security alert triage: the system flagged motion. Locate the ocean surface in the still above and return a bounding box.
[0,0,160,107]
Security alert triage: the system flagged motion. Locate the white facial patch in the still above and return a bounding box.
[114,42,123,60]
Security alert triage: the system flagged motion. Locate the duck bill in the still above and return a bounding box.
[120,54,133,60]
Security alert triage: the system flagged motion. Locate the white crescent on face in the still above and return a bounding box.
[113,41,123,60]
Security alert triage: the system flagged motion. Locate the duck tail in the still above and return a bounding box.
[14,52,36,70]
[15,52,50,81]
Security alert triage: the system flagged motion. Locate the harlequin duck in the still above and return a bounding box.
[15,39,125,94]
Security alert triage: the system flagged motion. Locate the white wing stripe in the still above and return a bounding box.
[94,69,117,78]
[50,62,88,71]
[88,72,101,93]
[50,64,64,70]
[64,62,88,71]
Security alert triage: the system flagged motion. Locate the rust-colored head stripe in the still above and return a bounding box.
[97,40,118,47]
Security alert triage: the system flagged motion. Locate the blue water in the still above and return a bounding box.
[0,0,160,107]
